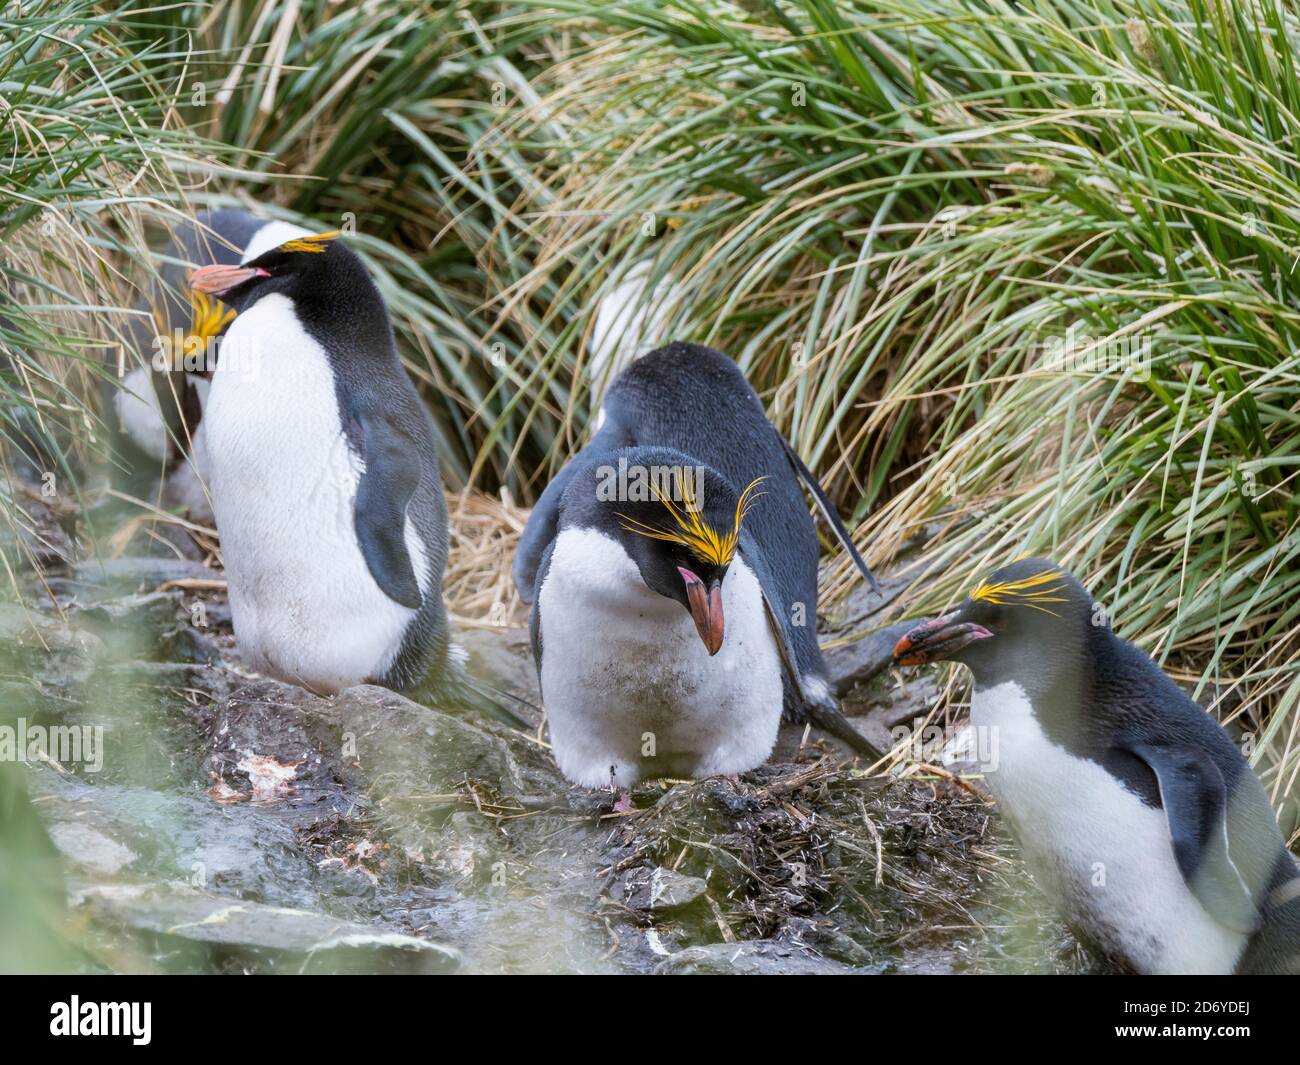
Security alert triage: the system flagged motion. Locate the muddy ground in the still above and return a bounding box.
[0,482,1087,974]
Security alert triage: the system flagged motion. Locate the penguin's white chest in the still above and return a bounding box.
[971,680,1245,974]
[203,294,420,693]
[114,366,169,463]
[165,376,214,524]
[538,528,784,788]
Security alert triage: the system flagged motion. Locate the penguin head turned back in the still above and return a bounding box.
[891,557,1097,693]
[188,230,384,327]
[187,230,402,387]
[188,229,336,302]
[558,446,765,656]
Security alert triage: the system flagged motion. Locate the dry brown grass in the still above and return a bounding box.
[443,489,529,628]
[599,752,1080,971]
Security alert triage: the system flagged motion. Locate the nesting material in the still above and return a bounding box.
[443,489,528,628]
[595,752,1082,972]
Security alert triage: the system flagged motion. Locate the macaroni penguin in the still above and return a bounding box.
[892,557,1300,974]
[514,341,881,790]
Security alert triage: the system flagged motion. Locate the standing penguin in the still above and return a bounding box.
[188,231,470,702]
[111,209,313,520]
[513,342,881,791]
[891,557,1300,974]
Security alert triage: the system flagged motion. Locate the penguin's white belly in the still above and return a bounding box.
[203,295,421,694]
[538,528,784,788]
[165,377,214,524]
[115,366,169,463]
[971,680,1246,974]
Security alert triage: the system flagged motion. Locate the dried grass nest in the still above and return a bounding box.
[598,751,1085,972]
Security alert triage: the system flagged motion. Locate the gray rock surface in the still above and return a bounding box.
[48,822,138,876]
[824,619,920,694]
[72,882,460,974]
[656,940,871,975]
[72,557,219,592]
[2,554,1080,975]
[621,867,709,912]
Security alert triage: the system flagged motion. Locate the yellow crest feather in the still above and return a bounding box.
[969,566,1069,615]
[277,230,340,254]
[617,473,766,567]
[188,289,235,342]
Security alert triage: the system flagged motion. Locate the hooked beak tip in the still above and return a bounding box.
[679,567,725,656]
[891,612,994,667]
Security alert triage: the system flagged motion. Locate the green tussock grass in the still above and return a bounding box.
[1,0,1297,825]
[462,0,1300,822]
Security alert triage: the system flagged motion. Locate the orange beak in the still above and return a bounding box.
[679,566,724,656]
[189,263,269,296]
[892,611,994,666]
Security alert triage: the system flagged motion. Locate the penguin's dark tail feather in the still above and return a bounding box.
[777,433,880,594]
[806,701,884,761]
[418,657,535,731]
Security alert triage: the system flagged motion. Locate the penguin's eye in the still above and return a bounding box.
[253,251,291,274]
[679,555,724,585]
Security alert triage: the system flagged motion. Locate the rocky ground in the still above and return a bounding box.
[0,481,1087,974]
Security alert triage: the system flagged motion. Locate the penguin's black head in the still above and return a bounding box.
[564,449,764,656]
[187,230,343,311]
[891,558,1096,686]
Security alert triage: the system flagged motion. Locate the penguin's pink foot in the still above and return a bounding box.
[613,789,634,813]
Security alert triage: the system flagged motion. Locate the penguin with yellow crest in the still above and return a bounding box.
[188,228,472,704]
[892,557,1300,974]
[514,342,881,792]
[111,209,314,518]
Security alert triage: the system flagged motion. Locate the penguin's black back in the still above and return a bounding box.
[278,241,451,692]
[1083,629,1273,816]
[1072,624,1295,969]
[600,342,825,686]
[1042,625,1251,781]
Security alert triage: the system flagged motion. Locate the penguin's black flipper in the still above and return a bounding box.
[354,410,423,609]
[527,539,556,691]
[775,432,879,594]
[742,530,883,761]
[514,461,578,605]
[1129,741,1261,934]
[802,701,884,761]
[514,417,628,603]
